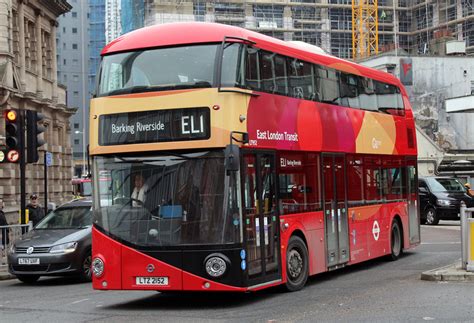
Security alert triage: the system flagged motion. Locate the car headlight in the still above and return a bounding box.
[437,199,451,206]
[49,242,78,254]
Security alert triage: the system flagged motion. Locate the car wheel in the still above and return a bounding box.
[425,207,439,225]
[16,275,40,284]
[79,251,92,282]
[285,235,309,292]
[389,220,402,261]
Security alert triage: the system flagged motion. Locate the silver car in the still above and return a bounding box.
[8,198,92,284]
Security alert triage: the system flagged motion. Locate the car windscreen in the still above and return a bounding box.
[35,206,92,229]
[426,178,466,193]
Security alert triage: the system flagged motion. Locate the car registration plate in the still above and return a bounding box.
[135,276,168,286]
[18,258,40,265]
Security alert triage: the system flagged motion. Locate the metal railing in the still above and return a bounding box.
[460,202,474,272]
[0,223,33,267]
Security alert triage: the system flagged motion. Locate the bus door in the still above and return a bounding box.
[406,158,420,244]
[242,150,281,286]
[322,154,349,267]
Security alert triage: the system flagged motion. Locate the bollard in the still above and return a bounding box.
[461,202,474,272]
[461,201,467,270]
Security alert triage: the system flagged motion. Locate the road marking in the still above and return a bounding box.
[70,298,89,305]
[421,242,460,245]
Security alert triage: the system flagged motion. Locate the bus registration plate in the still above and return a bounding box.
[135,276,168,286]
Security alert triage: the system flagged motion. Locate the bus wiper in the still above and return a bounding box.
[106,82,212,96]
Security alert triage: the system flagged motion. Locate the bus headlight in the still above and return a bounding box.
[204,254,229,278]
[92,257,104,277]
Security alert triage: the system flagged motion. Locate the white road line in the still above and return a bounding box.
[69,298,89,305]
[421,242,460,245]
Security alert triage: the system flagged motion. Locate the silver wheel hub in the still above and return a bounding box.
[288,249,303,279]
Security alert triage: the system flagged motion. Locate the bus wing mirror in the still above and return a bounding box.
[225,144,240,173]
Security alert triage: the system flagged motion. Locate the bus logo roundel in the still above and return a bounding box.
[146,264,155,273]
[372,221,380,241]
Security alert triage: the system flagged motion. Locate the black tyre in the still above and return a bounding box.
[79,251,92,282]
[16,275,40,284]
[389,220,402,261]
[285,235,309,292]
[425,207,439,225]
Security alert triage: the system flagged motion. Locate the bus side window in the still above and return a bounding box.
[288,59,314,100]
[316,67,340,105]
[260,51,275,93]
[274,55,288,96]
[375,81,405,116]
[244,47,260,90]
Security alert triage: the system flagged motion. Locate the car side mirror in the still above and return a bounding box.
[419,187,428,194]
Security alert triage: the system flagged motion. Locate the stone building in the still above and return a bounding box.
[0,0,74,222]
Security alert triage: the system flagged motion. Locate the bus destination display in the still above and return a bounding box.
[99,107,210,145]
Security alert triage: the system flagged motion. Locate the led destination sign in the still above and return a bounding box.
[99,107,210,146]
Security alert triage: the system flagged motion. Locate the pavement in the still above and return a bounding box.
[0,265,14,281]
[421,260,474,282]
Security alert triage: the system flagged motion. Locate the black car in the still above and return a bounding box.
[419,177,474,225]
[8,198,92,283]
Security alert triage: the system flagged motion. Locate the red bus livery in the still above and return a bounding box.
[90,22,420,292]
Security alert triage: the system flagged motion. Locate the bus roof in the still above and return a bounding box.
[101,22,401,87]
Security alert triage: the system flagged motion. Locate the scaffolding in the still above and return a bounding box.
[139,0,474,59]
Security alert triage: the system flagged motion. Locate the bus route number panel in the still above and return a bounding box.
[99,107,210,146]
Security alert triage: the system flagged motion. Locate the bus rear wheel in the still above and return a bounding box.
[389,220,402,261]
[285,235,308,292]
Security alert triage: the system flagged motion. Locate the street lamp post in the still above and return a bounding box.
[74,130,86,176]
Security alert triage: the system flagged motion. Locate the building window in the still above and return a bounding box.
[24,19,37,71]
[63,74,67,82]
[73,59,79,65]
[74,123,79,129]
[63,27,66,33]
[72,27,77,34]
[12,10,19,65]
[41,30,53,79]
[63,59,66,65]
[73,75,79,82]
[72,12,77,18]
[74,139,80,145]
[72,43,78,50]
[73,91,79,96]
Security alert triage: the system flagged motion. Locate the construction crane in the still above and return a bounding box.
[352,0,379,60]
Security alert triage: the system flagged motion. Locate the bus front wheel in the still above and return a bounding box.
[285,235,309,292]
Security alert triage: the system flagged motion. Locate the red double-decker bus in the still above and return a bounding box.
[90,22,420,292]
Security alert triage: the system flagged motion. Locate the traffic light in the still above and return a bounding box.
[4,109,21,163]
[26,110,46,163]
